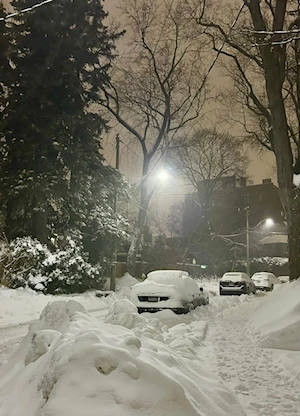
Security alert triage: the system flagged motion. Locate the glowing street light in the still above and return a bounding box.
[157,169,170,183]
[265,218,275,227]
[246,211,275,276]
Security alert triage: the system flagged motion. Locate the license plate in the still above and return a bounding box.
[148,297,158,302]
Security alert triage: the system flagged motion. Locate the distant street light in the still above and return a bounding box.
[265,218,275,227]
[246,210,274,276]
[253,217,275,229]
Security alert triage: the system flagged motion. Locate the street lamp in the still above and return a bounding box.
[246,212,274,276]
[265,218,275,227]
[157,169,170,183]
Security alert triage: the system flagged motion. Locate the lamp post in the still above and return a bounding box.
[246,207,250,276]
[246,211,274,276]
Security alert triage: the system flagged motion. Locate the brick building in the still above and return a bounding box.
[183,177,284,237]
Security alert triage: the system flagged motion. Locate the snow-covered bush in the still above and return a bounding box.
[233,256,289,275]
[0,236,106,294]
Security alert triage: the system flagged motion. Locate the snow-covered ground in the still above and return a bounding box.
[0,277,299,416]
[202,291,300,415]
[0,293,245,416]
[0,287,110,327]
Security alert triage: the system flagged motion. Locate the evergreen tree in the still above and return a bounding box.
[0,5,11,230]
[0,0,127,281]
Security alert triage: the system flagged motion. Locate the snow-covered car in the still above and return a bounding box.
[251,272,281,291]
[219,272,256,296]
[130,270,209,314]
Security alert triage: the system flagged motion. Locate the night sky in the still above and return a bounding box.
[102,0,276,187]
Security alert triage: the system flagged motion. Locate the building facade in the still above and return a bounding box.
[183,177,284,236]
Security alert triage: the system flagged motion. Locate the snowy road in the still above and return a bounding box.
[202,296,300,416]
[0,323,29,361]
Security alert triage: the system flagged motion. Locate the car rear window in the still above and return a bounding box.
[221,273,244,282]
[253,273,270,279]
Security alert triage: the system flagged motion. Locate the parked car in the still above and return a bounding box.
[251,272,281,291]
[219,272,256,296]
[130,270,209,314]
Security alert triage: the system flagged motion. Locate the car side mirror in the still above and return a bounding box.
[200,287,204,292]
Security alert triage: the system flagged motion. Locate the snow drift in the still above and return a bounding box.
[250,280,300,351]
[0,286,107,327]
[0,299,246,416]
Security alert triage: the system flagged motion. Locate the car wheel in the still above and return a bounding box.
[205,297,209,305]
[181,300,192,313]
[269,284,274,292]
[187,303,193,313]
[219,288,223,296]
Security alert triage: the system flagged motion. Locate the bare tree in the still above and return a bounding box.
[167,202,184,237]
[188,0,300,280]
[170,128,248,227]
[100,0,208,275]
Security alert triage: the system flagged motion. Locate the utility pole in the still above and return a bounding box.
[246,206,250,276]
[113,134,120,211]
[110,134,120,291]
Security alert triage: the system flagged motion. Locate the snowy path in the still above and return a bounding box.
[202,298,300,416]
[0,324,29,360]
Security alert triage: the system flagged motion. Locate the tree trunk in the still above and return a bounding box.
[256,27,298,277]
[247,0,300,279]
[31,196,48,244]
[265,84,300,279]
[127,156,150,276]
[267,96,300,280]
[287,188,300,280]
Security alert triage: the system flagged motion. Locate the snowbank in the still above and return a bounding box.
[195,279,220,296]
[250,280,300,351]
[0,273,140,328]
[0,286,108,327]
[105,272,140,299]
[0,300,246,416]
[116,272,139,289]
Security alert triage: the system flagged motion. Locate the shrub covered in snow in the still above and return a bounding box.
[231,256,289,276]
[0,236,106,294]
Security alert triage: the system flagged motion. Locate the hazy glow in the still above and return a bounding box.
[157,169,170,182]
[265,218,274,227]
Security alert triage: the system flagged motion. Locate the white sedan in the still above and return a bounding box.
[252,272,281,291]
[130,270,209,314]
